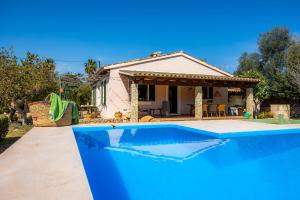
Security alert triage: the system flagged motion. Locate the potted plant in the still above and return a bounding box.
[83,109,92,120]
[83,113,92,120]
[114,111,123,118]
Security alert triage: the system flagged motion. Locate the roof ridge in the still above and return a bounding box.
[101,51,183,68]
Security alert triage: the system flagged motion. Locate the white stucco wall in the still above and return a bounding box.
[95,82,101,107]
[96,70,130,118]
[180,86,194,115]
[119,55,226,76]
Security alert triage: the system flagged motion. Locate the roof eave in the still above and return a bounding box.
[119,70,259,83]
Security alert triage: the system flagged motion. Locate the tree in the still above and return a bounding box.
[0,47,59,123]
[59,73,91,105]
[20,53,58,101]
[84,59,97,76]
[0,47,19,113]
[259,27,293,64]
[72,84,92,106]
[258,27,295,98]
[239,70,269,118]
[60,73,84,87]
[287,43,300,91]
[235,52,261,75]
[19,52,58,101]
[235,27,299,99]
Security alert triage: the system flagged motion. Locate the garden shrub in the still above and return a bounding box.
[0,115,9,140]
[258,111,273,119]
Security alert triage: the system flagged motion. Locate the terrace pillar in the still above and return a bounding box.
[130,81,139,122]
[195,86,203,120]
[246,88,254,119]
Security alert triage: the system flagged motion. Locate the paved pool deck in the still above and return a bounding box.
[0,126,93,200]
[1,120,300,199]
[175,120,300,133]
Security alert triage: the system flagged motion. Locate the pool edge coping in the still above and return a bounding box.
[72,123,300,139]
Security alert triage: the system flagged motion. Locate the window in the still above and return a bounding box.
[138,85,147,101]
[101,80,107,106]
[203,87,213,99]
[92,86,96,105]
[138,84,155,101]
[148,85,155,101]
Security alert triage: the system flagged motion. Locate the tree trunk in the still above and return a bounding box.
[11,98,28,125]
[254,98,260,119]
[9,108,16,122]
[23,98,28,125]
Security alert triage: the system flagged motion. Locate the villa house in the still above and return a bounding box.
[91,51,258,122]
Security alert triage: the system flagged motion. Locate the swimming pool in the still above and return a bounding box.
[73,124,300,200]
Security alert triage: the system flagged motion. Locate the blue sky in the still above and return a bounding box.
[1,0,300,74]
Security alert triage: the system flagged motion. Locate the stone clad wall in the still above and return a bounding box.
[246,88,254,119]
[130,82,139,122]
[271,104,290,119]
[195,86,203,119]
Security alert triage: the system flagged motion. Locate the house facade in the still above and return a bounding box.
[91,51,258,122]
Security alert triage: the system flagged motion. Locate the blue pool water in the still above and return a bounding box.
[73,125,300,200]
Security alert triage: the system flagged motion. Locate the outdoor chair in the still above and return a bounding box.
[138,106,150,117]
[149,108,163,117]
[202,104,208,117]
[217,104,226,116]
[208,104,217,116]
[161,101,169,117]
[228,106,238,116]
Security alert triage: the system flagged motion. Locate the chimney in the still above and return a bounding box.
[149,51,162,58]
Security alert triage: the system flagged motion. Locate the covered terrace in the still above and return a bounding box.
[119,70,259,122]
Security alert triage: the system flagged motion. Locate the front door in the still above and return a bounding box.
[168,86,178,114]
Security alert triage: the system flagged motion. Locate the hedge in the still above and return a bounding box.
[0,115,9,139]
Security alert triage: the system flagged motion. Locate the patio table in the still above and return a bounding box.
[80,105,98,118]
[149,108,163,117]
[187,104,195,116]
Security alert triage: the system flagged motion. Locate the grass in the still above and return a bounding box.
[243,118,300,124]
[0,123,33,154]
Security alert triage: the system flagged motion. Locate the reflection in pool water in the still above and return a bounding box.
[74,126,300,200]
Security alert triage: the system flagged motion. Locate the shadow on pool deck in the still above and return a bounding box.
[74,132,131,200]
